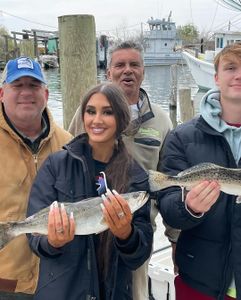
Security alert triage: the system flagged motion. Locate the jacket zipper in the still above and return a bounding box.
[217,138,236,299]
[32,141,46,172]
[218,198,234,299]
[33,154,38,172]
[87,248,91,271]
[217,243,232,299]
[33,154,38,171]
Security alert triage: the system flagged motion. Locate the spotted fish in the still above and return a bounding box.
[148,162,241,195]
[0,191,149,250]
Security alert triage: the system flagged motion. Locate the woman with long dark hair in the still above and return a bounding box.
[27,83,153,300]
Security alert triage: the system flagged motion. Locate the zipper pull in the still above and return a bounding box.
[33,154,38,170]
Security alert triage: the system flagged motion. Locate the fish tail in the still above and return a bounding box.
[0,222,16,250]
[148,170,171,192]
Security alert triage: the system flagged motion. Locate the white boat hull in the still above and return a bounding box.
[144,53,184,66]
[182,51,216,91]
[149,246,176,300]
[39,55,59,69]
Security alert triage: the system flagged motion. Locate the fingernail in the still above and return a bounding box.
[112,189,118,195]
[101,194,107,201]
[50,203,54,211]
[53,201,58,208]
[61,203,65,210]
[70,211,74,219]
[100,203,105,211]
[106,188,112,195]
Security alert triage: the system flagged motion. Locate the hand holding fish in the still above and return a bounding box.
[48,201,75,248]
[101,189,132,240]
[185,181,221,214]
[0,192,148,251]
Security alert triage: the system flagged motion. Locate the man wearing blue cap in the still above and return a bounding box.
[0,56,72,299]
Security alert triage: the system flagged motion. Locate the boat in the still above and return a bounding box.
[39,54,59,69]
[182,50,216,91]
[0,60,6,70]
[182,30,241,91]
[149,246,175,300]
[148,214,176,300]
[96,35,109,69]
[143,12,183,66]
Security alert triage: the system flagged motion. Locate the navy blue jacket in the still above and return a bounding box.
[27,134,153,300]
[157,116,241,300]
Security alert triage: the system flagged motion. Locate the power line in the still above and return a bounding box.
[96,22,141,34]
[214,0,241,11]
[0,10,57,29]
[189,0,194,24]
[208,1,219,32]
[212,11,241,30]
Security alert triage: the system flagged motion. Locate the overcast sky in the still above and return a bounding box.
[1,0,241,37]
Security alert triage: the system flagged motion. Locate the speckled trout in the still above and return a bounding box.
[0,191,149,250]
[148,163,241,195]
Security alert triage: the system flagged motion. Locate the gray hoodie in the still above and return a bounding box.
[200,89,241,164]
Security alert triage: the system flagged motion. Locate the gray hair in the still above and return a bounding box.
[107,40,144,68]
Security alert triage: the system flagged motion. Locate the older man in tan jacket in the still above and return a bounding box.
[0,56,72,299]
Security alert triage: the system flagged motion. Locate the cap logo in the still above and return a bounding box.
[1,56,46,85]
[17,57,34,70]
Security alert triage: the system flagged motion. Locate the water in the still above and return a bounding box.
[43,69,63,126]
[44,65,205,251]
[44,65,206,128]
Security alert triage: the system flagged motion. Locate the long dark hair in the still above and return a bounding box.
[81,84,134,284]
[81,83,133,193]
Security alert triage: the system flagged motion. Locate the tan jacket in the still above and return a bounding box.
[0,104,72,294]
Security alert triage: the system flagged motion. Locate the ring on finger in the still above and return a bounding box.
[56,228,64,233]
[117,211,125,219]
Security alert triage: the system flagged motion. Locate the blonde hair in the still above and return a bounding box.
[214,43,241,72]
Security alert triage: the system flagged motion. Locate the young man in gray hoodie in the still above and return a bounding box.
[158,43,241,300]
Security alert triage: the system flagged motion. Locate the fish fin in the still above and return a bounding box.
[148,170,170,192]
[0,222,16,250]
[177,163,218,177]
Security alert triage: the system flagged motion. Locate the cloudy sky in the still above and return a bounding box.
[0,0,241,37]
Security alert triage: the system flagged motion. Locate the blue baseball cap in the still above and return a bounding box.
[1,56,46,85]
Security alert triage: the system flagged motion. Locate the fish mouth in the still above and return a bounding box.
[141,191,150,204]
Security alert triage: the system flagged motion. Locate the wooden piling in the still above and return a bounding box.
[169,65,178,127]
[58,14,97,129]
[179,88,194,123]
[33,31,39,60]
[169,64,178,108]
[3,35,9,63]
[19,39,35,58]
[169,106,177,128]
